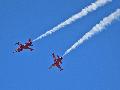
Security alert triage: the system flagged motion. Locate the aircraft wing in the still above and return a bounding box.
[52,53,57,62]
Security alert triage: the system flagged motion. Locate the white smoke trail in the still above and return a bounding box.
[33,0,111,42]
[63,9,120,56]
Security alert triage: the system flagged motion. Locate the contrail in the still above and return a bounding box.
[63,9,120,56]
[33,0,111,42]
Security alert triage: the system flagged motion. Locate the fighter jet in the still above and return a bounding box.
[49,53,63,71]
[13,39,34,53]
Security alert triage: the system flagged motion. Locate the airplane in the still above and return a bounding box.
[49,53,63,71]
[13,39,34,53]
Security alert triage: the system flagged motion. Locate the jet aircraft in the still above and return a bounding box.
[13,39,34,53]
[49,53,63,71]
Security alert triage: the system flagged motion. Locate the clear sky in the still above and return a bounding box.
[0,0,120,90]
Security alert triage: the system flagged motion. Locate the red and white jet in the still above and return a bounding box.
[49,53,63,71]
[13,39,34,53]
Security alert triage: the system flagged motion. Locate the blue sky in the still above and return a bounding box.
[0,0,120,90]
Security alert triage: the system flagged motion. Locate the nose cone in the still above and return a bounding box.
[29,39,31,41]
